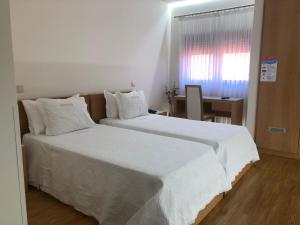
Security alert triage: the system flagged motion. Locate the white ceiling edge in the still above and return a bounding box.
[167,0,255,16]
[163,0,255,6]
[162,0,183,2]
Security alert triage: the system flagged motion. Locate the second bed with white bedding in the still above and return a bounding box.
[101,115,260,182]
[24,125,231,225]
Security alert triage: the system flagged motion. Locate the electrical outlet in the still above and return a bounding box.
[130,81,136,88]
[16,85,24,94]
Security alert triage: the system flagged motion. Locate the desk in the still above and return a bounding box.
[173,95,244,125]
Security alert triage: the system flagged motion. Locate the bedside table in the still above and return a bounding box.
[157,111,170,116]
[22,145,28,194]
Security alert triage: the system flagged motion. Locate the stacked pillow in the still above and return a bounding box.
[23,91,149,135]
[104,91,119,119]
[104,90,149,120]
[22,99,46,135]
[22,95,95,136]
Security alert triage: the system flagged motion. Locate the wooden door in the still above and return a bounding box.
[255,0,300,157]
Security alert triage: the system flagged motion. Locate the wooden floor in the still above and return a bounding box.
[27,154,300,225]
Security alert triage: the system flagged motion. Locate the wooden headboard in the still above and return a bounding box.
[89,94,107,123]
[18,95,91,138]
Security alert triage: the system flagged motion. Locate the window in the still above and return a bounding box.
[178,6,254,102]
[190,54,213,81]
[190,52,250,82]
[222,53,250,81]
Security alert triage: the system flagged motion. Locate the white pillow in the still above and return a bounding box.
[22,94,85,135]
[37,96,95,136]
[22,100,46,135]
[104,90,119,118]
[116,91,149,120]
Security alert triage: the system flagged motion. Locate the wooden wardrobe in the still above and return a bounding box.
[255,0,300,158]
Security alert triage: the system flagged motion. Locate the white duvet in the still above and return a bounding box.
[23,125,231,225]
[101,115,260,182]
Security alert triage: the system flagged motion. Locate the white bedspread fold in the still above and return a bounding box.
[101,115,260,182]
[24,125,230,225]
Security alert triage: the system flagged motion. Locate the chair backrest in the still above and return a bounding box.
[185,85,203,121]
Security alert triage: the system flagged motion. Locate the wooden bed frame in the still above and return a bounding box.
[89,93,107,123]
[18,93,253,225]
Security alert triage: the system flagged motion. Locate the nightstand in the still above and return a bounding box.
[22,145,28,194]
[157,111,170,116]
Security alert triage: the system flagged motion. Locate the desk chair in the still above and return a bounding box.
[185,85,215,122]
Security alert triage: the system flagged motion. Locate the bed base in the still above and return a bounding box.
[231,162,253,188]
[191,162,253,225]
[27,163,253,225]
[191,193,223,225]
[26,163,253,225]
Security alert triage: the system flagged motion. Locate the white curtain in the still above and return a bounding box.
[178,7,254,100]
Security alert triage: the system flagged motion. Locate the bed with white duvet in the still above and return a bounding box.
[24,125,231,225]
[101,114,260,183]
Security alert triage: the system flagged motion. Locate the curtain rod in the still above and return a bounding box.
[174,4,255,19]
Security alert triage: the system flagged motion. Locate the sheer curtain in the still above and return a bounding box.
[178,7,254,100]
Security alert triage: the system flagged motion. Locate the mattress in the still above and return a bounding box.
[23,125,231,225]
[101,115,260,182]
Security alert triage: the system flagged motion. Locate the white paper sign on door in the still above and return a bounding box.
[260,58,278,82]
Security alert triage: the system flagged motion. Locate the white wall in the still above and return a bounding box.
[10,0,169,109]
[246,0,264,137]
[0,0,27,224]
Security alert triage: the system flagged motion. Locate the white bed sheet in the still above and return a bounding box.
[23,125,231,225]
[101,115,260,182]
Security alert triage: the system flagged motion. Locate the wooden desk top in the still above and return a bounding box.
[174,95,244,103]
